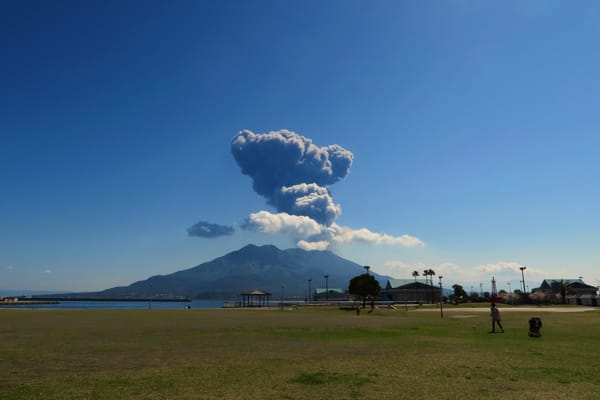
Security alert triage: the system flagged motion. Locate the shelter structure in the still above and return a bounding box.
[240,290,271,307]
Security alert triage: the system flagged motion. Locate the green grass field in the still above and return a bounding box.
[1,305,599,399]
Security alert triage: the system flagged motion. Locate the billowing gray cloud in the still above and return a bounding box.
[273,183,341,226]
[231,130,353,225]
[187,221,235,238]
[186,129,423,250]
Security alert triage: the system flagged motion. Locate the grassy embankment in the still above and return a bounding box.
[1,305,599,399]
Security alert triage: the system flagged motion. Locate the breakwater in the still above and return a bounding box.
[1,300,60,306]
[22,297,191,302]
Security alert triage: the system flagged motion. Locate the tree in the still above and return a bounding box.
[514,289,524,304]
[423,269,429,284]
[412,270,419,282]
[422,269,436,285]
[452,284,468,302]
[422,269,435,303]
[558,279,572,304]
[349,274,381,307]
[428,269,436,282]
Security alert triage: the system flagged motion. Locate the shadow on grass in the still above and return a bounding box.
[290,371,371,387]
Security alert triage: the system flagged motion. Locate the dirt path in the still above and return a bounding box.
[416,306,597,313]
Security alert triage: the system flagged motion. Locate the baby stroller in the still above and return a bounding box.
[528,317,542,337]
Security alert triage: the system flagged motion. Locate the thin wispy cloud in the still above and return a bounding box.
[475,261,524,274]
[327,224,423,247]
[381,260,429,278]
[377,259,546,291]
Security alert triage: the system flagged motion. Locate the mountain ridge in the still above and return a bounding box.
[40,244,391,300]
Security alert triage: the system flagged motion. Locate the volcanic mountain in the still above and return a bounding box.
[56,244,390,300]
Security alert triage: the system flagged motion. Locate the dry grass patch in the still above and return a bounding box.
[1,307,599,399]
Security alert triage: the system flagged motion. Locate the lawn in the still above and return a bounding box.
[1,305,599,399]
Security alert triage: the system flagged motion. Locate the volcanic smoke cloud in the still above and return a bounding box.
[187,129,422,250]
[187,220,235,238]
[231,129,352,226]
[232,129,424,250]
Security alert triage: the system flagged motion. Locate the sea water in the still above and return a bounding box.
[0,299,226,310]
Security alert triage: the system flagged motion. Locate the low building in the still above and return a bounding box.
[534,279,598,305]
[381,279,440,304]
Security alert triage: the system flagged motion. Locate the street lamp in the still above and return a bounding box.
[364,265,370,275]
[520,266,527,299]
[324,274,329,302]
[308,279,312,303]
[280,285,284,310]
[438,276,444,319]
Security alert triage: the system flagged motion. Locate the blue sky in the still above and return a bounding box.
[2,0,599,294]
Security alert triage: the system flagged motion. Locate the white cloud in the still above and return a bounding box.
[475,261,524,274]
[4,265,15,271]
[375,260,500,285]
[243,211,324,238]
[379,260,429,279]
[42,269,52,274]
[328,223,424,247]
[373,260,546,293]
[297,240,330,251]
[243,211,424,250]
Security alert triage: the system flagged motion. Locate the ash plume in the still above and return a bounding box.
[187,221,235,238]
[231,129,353,226]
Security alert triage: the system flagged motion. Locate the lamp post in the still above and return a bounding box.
[438,276,444,319]
[308,279,312,303]
[520,266,527,302]
[324,274,329,302]
[364,265,370,275]
[280,285,284,310]
[148,284,153,310]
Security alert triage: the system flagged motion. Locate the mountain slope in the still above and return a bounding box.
[65,244,390,300]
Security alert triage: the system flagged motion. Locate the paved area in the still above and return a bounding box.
[416,306,597,313]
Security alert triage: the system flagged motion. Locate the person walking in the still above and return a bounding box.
[490,302,504,333]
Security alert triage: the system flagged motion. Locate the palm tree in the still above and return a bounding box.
[558,279,571,304]
[424,269,436,304]
[428,269,436,284]
[412,270,419,282]
[423,269,436,285]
